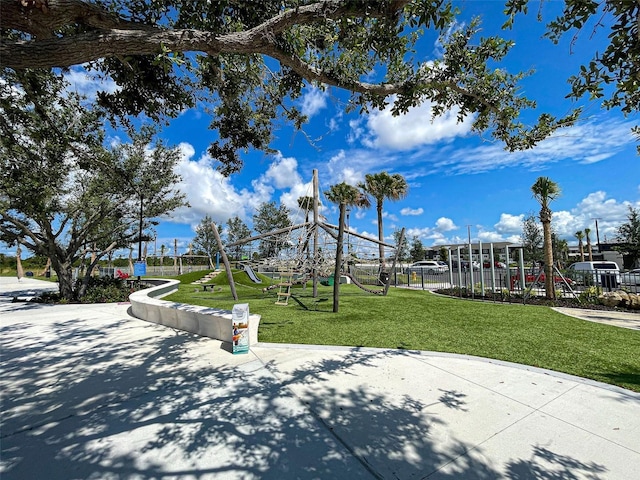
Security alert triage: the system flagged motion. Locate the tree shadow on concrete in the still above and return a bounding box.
[505,446,608,479]
[1,311,610,479]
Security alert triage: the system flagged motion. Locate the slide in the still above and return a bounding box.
[242,264,262,284]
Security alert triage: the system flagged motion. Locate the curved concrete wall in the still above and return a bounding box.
[129,279,260,347]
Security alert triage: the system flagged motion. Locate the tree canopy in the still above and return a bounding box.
[531,176,561,299]
[226,215,252,261]
[616,206,640,268]
[192,215,222,260]
[521,213,543,262]
[0,70,187,300]
[4,0,624,174]
[252,201,292,258]
[360,172,408,264]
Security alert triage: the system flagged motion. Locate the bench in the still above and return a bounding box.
[129,279,260,346]
[202,284,216,291]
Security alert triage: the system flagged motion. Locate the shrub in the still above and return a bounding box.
[76,276,130,303]
[578,285,602,304]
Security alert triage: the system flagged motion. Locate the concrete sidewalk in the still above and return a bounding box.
[1,278,639,479]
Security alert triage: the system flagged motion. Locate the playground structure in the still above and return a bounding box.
[212,169,404,304]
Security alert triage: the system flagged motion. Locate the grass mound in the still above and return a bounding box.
[174,270,214,284]
[211,269,278,288]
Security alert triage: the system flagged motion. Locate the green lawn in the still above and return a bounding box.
[165,272,640,392]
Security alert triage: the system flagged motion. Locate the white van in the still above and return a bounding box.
[406,260,448,274]
[566,261,620,287]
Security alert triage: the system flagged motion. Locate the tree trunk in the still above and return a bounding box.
[333,204,346,313]
[211,222,237,301]
[540,208,555,300]
[377,201,384,268]
[53,260,75,302]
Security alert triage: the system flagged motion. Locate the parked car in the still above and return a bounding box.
[621,269,640,286]
[451,260,480,271]
[566,261,621,287]
[406,260,448,274]
[510,271,574,290]
[483,261,507,269]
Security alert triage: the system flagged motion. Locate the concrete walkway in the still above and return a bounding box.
[552,306,640,330]
[1,278,639,479]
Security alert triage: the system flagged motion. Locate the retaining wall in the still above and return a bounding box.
[129,279,260,346]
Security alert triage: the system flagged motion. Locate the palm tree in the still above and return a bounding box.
[531,177,561,299]
[359,172,408,267]
[297,195,314,223]
[159,244,166,274]
[575,231,585,262]
[584,228,593,261]
[556,239,569,268]
[325,182,369,313]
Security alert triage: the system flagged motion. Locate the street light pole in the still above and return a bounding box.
[591,218,601,250]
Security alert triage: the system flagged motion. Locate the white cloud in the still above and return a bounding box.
[426,118,636,175]
[474,190,640,248]
[300,86,328,118]
[358,98,474,150]
[555,191,640,242]
[382,211,399,222]
[263,153,302,189]
[477,231,505,243]
[401,207,424,216]
[280,181,316,223]
[406,227,434,239]
[494,213,524,234]
[327,149,381,184]
[170,149,323,230]
[171,143,258,226]
[64,66,118,101]
[435,217,457,231]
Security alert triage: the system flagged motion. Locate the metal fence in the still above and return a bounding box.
[388,266,638,297]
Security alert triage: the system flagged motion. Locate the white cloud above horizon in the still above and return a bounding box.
[64,66,119,101]
[339,113,636,182]
[300,86,328,118]
[353,98,474,151]
[401,207,424,216]
[423,117,636,176]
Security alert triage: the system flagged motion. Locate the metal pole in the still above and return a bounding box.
[456,247,462,292]
[489,243,496,294]
[479,240,485,295]
[505,245,511,294]
[518,248,526,302]
[592,218,601,250]
[468,233,474,299]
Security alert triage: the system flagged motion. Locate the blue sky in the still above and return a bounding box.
[6,1,640,257]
